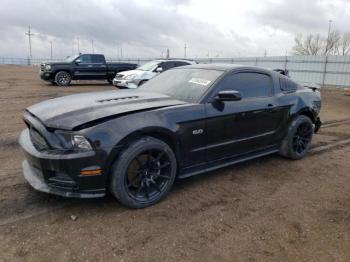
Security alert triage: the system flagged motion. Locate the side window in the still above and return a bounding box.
[175,61,190,67]
[92,55,105,64]
[217,72,273,98]
[161,62,177,71]
[78,55,92,63]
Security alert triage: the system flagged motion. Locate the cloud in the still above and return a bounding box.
[255,0,350,35]
[0,0,349,59]
[0,0,250,58]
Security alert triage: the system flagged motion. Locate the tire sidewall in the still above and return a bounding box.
[110,137,177,208]
[282,115,314,159]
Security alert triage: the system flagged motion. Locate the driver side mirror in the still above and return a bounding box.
[215,90,242,102]
[156,67,163,73]
[75,59,81,64]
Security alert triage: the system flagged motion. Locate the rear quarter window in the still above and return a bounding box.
[280,77,298,92]
[217,72,273,98]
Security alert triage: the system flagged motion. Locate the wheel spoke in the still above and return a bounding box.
[157,174,171,180]
[137,181,144,194]
[150,180,161,192]
[159,161,170,169]
[155,151,164,162]
[144,184,150,199]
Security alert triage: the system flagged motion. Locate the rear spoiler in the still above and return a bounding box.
[273,69,290,77]
[302,83,321,91]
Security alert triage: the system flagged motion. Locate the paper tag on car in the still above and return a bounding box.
[189,78,211,86]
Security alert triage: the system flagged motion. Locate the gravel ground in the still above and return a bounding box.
[0,65,350,261]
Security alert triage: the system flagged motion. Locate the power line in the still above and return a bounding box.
[25,25,34,58]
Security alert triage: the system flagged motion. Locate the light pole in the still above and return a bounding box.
[50,41,53,60]
[326,19,332,54]
[25,25,34,58]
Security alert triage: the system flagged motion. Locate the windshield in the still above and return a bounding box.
[64,55,80,62]
[138,60,160,71]
[140,68,223,103]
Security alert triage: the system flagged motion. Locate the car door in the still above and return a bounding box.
[72,55,97,80]
[204,71,285,161]
[91,55,108,79]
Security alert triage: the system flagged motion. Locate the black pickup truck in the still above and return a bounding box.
[40,54,137,86]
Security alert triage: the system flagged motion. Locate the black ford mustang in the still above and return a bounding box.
[19,64,321,208]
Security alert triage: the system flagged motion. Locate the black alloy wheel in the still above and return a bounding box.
[125,149,172,202]
[110,137,177,208]
[292,122,313,155]
[279,115,314,160]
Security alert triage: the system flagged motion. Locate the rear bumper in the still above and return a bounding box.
[314,117,322,133]
[19,129,106,198]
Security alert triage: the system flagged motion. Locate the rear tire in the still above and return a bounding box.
[279,115,314,159]
[110,137,177,208]
[55,71,71,86]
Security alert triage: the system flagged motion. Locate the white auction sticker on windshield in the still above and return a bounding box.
[189,78,211,86]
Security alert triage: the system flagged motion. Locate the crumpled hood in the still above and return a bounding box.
[26,90,186,130]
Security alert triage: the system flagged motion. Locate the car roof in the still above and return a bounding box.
[154,59,196,64]
[178,63,280,73]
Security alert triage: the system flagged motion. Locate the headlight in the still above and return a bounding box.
[71,135,92,150]
[124,74,136,80]
[45,64,51,71]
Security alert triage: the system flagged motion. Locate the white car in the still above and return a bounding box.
[113,59,196,88]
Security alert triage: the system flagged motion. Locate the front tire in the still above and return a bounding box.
[55,71,71,86]
[110,137,177,208]
[279,115,314,159]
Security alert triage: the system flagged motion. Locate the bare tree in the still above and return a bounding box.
[340,32,350,56]
[293,29,349,56]
[324,30,341,55]
[292,34,323,55]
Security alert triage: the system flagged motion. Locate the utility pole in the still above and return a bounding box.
[77,37,80,54]
[25,25,34,58]
[264,49,267,57]
[120,47,123,58]
[91,40,94,54]
[166,48,170,59]
[50,41,53,60]
[184,43,187,58]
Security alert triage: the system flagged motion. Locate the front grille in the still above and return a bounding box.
[29,128,49,151]
[40,64,45,72]
[48,172,77,190]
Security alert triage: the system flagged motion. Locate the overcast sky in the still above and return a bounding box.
[0,0,349,59]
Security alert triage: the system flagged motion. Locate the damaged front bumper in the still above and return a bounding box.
[19,129,106,198]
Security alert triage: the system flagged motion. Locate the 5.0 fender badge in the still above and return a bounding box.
[192,129,204,135]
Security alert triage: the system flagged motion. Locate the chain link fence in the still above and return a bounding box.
[1,55,349,87]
